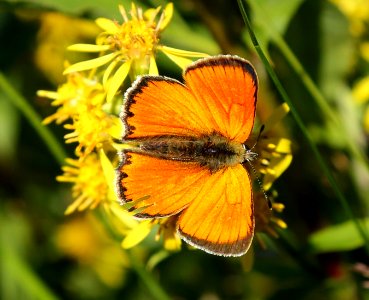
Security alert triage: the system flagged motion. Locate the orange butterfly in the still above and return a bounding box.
[116,55,258,256]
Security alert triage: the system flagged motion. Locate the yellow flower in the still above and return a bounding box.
[119,216,181,253]
[57,153,109,214]
[255,103,293,191]
[38,72,101,125]
[353,42,369,133]
[156,216,182,252]
[39,72,121,156]
[55,214,129,287]
[63,3,209,102]
[254,192,287,238]
[34,12,100,84]
[64,105,121,156]
[329,0,369,36]
[252,103,291,241]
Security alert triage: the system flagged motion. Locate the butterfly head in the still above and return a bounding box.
[242,144,258,163]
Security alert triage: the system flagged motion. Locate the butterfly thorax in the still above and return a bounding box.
[125,132,253,172]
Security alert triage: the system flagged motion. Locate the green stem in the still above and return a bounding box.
[1,244,59,300]
[96,209,171,300]
[256,5,369,172]
[0,72,66,166]
[237,0,369,253]
[275,229,324,279]
[126,250,171,300]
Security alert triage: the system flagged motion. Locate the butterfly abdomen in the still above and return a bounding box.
[128,132,246,172]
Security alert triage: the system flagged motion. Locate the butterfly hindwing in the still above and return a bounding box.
[177,164,254,256]
[117,152,254,256]
[117,152,213,217]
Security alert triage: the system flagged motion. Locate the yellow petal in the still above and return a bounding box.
[159,3,174,30]
[121,221,152,249]
[107,116,123,139]
[271,217,288,229]
[263,153,293,191]
[361,42,369,62]
[106,60,132,102]
[37,90,58,99]
[159,45,209,58]
[65,202,78,215]
[67,44,111,52]
[103,59,118,89]
[144,6,161,23]
[274,138,292,154]
[63,52,119,74]
[95,18,119,34]
[161,51,194,70]
[108,202,138,229]
[149,54,159,75]
[118,5,128,22]
[159,46,209,70]
[353,76,369,103]
[163,232,181,251]
[130,2,138,20]
[99,149,116,201]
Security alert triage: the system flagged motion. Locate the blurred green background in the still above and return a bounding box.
[1,0,369,299]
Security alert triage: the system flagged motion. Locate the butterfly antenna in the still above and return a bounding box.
[244,125,271,210]
[245,159,272,210]
[249,124,265,151]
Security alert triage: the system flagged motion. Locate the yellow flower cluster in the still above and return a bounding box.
[63,3,208,102]
[39,3,208,253]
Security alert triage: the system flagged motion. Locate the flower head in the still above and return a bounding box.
[255,103,293,191]
[39,72,121,157]
[63,3,208,102]
[96,3,163,62]
[251,103,292,240]
[57,153,109,214]
[352,43,369,134]
[254,191,287,239]
[63,105,121,156]
[55,215,129,287]
[38,72,101,125]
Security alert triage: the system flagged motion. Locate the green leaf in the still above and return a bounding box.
[308,218,369,253]
[318,2,355,100]
[247,0,305,49]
